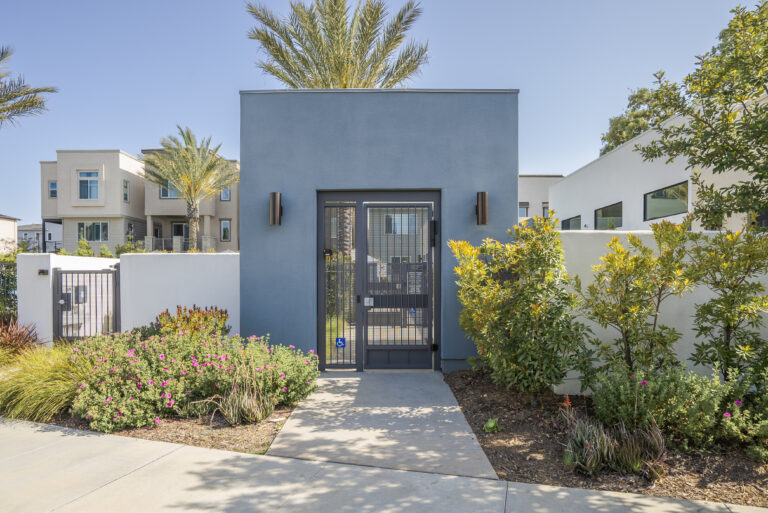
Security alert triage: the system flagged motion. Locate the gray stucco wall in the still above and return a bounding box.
[239,89,518,371]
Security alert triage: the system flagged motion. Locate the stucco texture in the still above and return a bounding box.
[239,90,518,369]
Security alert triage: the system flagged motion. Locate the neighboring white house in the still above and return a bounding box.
[518,174,563,222]
[549,127,753,231]
[41,150,240,253]
[18,223,63,252]
[0,214,19,254]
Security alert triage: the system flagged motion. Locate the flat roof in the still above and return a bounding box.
[520,174,564,178]
[240,88,519,95]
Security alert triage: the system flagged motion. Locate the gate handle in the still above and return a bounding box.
[58,299,65,305]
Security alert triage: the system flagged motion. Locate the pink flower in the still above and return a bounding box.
[73,347,79,352]
[724,412,732,418]
[105,397,112,402]
[161,381,168,387]
[735,400,743,406]
[148,380,154,386]
[640,381,647,386]
[282,387,288,392]
[289,345,295,349]
[629,374,635,379]
[280,373,286,378]
[307,381,311,386]
[166,400,175,407]
[129,397,135,401]
[154,417,162,424]
[309,350,314,354]
[182,370,187,375]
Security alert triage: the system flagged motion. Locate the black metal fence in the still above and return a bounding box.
[0,263,17,323]
[53,267,120,341]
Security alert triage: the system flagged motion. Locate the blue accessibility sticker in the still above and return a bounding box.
[409,307,416,314]
[335,337,346,348]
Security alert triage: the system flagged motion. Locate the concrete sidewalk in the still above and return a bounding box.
[267,372,497,478]
[0,420,764,512]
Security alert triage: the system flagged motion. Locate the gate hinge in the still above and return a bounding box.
[429,220,439,247]
[431,343,439,352]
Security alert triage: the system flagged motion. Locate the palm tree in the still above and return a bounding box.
[246,0,429,88]
[0,46,56,129]
[143,126,239,251]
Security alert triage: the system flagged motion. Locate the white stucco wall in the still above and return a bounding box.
[555,230,768,394]
[518,174,562,220]
[119,253,240,334]
[17,254,118,344]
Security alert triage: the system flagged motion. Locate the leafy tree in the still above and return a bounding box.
[73,239,95,257]
[143,127,239,251]
[575,221,693,374]
[247,0,428,88]
[98,245,115,258]
[687,228,768,379]
[638,2,768,226]
[450,216,588,395]
[0,46,56,129]
[600,88,655,155]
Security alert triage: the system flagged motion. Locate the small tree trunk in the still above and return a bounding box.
[622,330,634,372]
[187,202,200,251]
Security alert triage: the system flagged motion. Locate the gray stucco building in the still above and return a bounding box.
[240,89,518,372]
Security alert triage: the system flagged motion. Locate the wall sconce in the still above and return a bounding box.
[476,192,488,225]
[269,192,283,226]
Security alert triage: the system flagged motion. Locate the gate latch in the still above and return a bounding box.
[322,248,333,257]
[431,343,439,352]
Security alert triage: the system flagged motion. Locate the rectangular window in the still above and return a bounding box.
[220,219,231,241]
[385,214,416,234]
[542,203,550,218]
[122,179,130,203]
[48,181,57,198]
[220,186,231,201]
[78,171,99,200]
[77,221,109,242]
[561,216,581,230]
[160,181,181,199]
[518,202,529,218]
[644,181,688,221]
[595,202,623,230]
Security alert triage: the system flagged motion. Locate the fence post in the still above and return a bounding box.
[113,263,121,333]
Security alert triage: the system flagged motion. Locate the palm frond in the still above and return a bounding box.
[0,46,57,128]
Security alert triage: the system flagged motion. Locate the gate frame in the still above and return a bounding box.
[52,265,121,341]
[317,190,441,372]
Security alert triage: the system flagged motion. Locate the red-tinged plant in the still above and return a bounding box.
[0,320,38,355]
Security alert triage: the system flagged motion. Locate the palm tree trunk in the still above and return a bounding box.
[187,202,200,251]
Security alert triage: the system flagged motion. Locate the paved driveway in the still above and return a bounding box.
[267,371,497,479]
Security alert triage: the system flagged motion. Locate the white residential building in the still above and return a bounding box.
[0,214,19,254]
[549,128,755,231]
[518,174,563,221]
[18,223,63,252]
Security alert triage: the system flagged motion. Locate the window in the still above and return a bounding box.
[644,181,688,221]
[35,233,39,241]
[123,179,130,203]
[561,216,581,230]
[542,203,550,218]
[518,202,529,218]
[78,171,99,200]
[595,202,623,230]
[160,181,181,199]
[48,181,57,198]
[385,213,416,234]
[220,219,231,241]
[77,221,109,242]
[47,233,51,241]
[220,186,231,201]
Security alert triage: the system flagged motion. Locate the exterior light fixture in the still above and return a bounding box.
[476,192,488,225]
[269,192,283,226]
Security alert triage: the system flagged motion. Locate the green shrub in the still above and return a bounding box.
[115,236,146,256]
[98,245,115,258]
[575,221,692,377]
[137,305,231,338]
[0,345,92,422]
[74,239,95,256]
[592,367,737,449]
[449,216,588,395]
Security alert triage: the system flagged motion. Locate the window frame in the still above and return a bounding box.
[561,215,581,231]
[643,181,688,222]
[220,218,231,242]
[220,186,231,201]
[384,213,417,235]
[77,221,109,242]
[594,201,623,230]
[48,180,58,199]
[78,171,99,200]
[159,181,181,199]
[542,202,549,218]
[122,179,130,203]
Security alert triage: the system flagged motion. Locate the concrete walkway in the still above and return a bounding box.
[267,372,497,478]
[0,419,763,513]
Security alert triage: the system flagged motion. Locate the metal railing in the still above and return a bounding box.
[0,263,17,322]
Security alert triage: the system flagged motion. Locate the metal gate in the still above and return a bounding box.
[53,267,120,341]
[318,192,440,371]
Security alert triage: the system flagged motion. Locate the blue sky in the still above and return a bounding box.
[0,0,742,224]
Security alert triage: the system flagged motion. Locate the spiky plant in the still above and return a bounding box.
[0,46,56,129]
[143,127,239,250]
[247,0,428,88]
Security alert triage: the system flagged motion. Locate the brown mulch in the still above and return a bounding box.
[49,407,292,455]
[445,369,768,508]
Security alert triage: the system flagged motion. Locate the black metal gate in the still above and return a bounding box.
[53,266,120,341]
[318,192,440,371]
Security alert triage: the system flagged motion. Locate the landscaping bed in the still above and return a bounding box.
[50,407,292,455]
[446,369,768,508]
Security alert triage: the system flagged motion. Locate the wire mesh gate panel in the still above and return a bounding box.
[53,268,120,341]
[318,193,439,371]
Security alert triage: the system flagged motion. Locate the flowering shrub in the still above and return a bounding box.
[136,305,231,339]
[70,331,319,432]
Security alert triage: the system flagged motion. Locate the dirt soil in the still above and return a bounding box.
[50,407,292,455]
[445,369,768,508]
